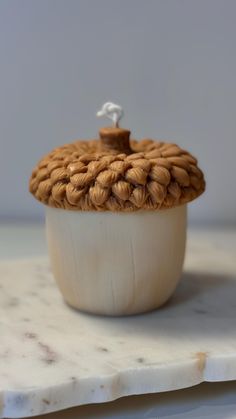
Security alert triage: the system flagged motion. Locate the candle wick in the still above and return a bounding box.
[113,113,119,128]
[97,102,124,128]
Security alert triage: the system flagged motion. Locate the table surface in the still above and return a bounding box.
[1,222,236,419]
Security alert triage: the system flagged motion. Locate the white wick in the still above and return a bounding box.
[96,102,124,127]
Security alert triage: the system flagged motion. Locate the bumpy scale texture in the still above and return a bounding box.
[29,139,205,211]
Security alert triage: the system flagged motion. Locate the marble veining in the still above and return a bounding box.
[0,233,236,418]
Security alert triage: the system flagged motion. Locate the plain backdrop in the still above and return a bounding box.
[0,0,235,225]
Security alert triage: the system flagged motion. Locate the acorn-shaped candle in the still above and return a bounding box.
[29,103,205,316]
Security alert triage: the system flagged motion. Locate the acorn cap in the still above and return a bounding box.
[29,128,205,212]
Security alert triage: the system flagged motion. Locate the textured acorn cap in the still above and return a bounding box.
[29,127,205,212]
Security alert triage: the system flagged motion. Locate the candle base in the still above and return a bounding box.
[46,205,187,316]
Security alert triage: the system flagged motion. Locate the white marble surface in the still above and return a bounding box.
[30,381,236,419]
[0,224,236,418]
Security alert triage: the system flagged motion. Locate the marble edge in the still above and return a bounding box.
[2,354,236,418]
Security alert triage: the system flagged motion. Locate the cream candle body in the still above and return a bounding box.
[46,205,186,315]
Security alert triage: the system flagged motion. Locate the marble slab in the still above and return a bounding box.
[0,233,236,418]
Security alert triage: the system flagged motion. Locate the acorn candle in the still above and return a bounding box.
[29,103,205,316]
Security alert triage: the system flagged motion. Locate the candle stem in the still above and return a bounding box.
[99,127,132,154]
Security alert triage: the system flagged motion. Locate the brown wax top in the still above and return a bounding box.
[99,127,131,154]
[29,131,205,212]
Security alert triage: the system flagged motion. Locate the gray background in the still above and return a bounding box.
[0,0,235,225]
